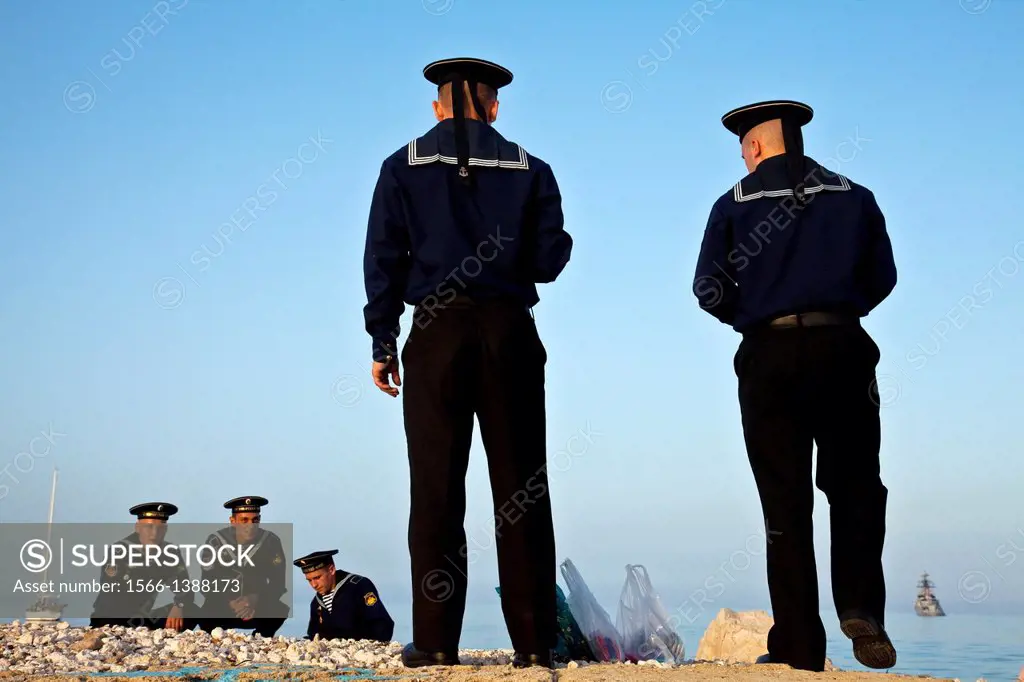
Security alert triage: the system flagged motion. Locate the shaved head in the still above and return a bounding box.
[741,118,787,172]
[433,81,499,123]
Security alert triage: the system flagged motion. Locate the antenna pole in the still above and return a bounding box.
[43,468,58,584]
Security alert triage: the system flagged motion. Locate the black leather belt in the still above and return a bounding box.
[768,312,858,328]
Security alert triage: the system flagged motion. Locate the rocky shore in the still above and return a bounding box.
[0,619,953,681]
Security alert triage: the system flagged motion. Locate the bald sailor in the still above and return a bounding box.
[692,100,897,671]
[362,57,572,668]
[294,550,394,643]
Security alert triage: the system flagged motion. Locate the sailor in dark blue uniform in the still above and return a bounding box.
[293,550,394,643]
[89,502,197,631]
[692,100,897,672]
[362,57,572,669]
[196,496,289,637]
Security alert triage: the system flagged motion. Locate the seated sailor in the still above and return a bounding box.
[89,502,197,631]
[294,550,394,643]
[196,496,289,637]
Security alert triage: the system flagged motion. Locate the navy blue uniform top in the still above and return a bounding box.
[363,118,573,362]
[90,533,194,618]
[305,572,394,642]
[692,155,896,331]
[200,527,288,615]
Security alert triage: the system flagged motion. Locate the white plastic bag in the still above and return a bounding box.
[559,558,624,662]
[616,564,686,664]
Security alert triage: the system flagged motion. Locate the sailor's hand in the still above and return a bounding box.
[166,605,184,631]
[372,358,401,398]
[229,596,247,617]
[237,594,258,620]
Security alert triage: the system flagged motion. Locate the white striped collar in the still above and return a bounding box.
[408,138,529,169]
[406,120,529,170]
[732,157,850,203]
[733,173,850,203]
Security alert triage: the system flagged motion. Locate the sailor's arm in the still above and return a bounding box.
[858,190,897,312]
[355,579,395,642]
[363,159,411,362]
[304,598,318,640]
[693,204,738,325]
[166,545,195,612]
[255,534,288,604]
[529,162,573,284]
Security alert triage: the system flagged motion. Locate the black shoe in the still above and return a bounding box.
[512,651,552,668]
[839,612,897,669]
[401,643,460,667]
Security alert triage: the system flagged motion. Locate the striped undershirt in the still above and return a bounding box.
[318,575,351,613]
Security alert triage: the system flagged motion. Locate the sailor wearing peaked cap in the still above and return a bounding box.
[692,99,897,672]
[129,502,178,520]
[89,501,196,632]
[223,495,268,513]
[195,495,289,637]
[362,56,572,669]
[294,550,394,644]
[294,549,338,573]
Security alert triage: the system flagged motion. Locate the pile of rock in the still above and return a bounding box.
[1,609,833,676]
[1,620,486,675]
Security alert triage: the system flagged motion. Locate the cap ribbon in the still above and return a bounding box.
[443,71,488,188]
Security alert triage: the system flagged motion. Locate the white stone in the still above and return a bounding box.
[0,621,636,676]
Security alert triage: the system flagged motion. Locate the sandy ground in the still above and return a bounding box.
[0,662,951,681]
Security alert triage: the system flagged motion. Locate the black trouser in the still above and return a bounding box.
[734,322,888,672]
[90,603,199,631]
[402,297,556,655]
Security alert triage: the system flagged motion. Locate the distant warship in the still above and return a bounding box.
[914,572,945,617]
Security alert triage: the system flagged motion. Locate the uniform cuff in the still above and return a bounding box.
[372,337,398,363]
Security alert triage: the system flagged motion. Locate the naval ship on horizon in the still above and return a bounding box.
[914,571,946,617]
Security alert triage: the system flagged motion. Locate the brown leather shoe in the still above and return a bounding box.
[401,643,460,667]
[512,651,553,668]
[840,612,897,669]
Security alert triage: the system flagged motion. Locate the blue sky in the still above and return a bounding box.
[1,0,1023,642]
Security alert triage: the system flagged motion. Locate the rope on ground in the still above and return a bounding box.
[66,663,408,681]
